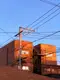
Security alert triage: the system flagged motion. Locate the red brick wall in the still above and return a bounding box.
[0,41,15,65]
[7,41,15,64]
[33,44,57,65]
[14,40,33,71]
[40,44,57,65]
[0,46,7,65]
[14,40,33,59]
[0,40,33,71]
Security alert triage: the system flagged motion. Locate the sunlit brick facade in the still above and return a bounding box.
[33,44,58,74]
[0,40,33,71]
[33,44,57,65]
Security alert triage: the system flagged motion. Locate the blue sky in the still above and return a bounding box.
[0,0,60,64]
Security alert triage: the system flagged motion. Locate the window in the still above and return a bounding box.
[46,53,53,57]
[52,69,54,72]
[58,69,60,73]
[21,50,29,54]
[22,66,29,70]
[47,68,50,72]
[44,68,50,72]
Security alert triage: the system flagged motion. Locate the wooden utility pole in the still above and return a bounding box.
[15,27,35,70]
[19,27,23,69]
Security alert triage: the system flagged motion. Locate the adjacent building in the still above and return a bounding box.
[33,44,60,75]
[33,44,57,65]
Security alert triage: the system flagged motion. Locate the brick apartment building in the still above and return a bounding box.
[0,40,33,71]
[33,44,60,75]
[33,44,57,65]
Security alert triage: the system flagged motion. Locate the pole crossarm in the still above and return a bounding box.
[15,27,35,36]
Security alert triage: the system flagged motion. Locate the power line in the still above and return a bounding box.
[0,20,60,48]
[40,0,60,8]
[34,11,60,29]
[22,2,60,42]
[20,30,60,51]
[0,32,17,33]
[0,32,59,46]
[31,7,60,28]
[1,30,59,48]
[0,28,16,40]
[33,31,60,42]
[26,2,60,28]
[23,30,60,37]
[23,8,60,36]
[25,35,60,40]
[0,28,17,47]
[0,35,16,47]
[17,30,60,56]
[24,2,60,37]
[23,30,60,39]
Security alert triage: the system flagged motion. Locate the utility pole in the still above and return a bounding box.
[18,27,23,69]
[15,27,35,70]
[15,27,23,69]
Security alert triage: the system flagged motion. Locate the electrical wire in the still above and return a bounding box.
[0,32,17,34]
[0,35,17,47]
[31,7,60,28]
[20,30,60,51]
[33,31,60,42]
[0,28,15,39]
[40,0,60,8]
[26,2,60,29]
[34,11,60,30]
[26,2,60,28]
[0,28,16,48]
[1,30,60,48]
[23,2,60,37]
[24,35,60,40]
